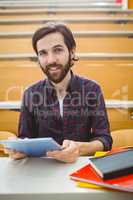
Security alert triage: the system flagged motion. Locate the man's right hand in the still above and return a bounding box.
[4,148,27,160]
[4,136,27,160]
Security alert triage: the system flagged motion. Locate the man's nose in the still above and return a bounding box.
[47,53,56,65]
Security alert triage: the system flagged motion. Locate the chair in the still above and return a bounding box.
[0,131,16,156]
[111,129,133,148]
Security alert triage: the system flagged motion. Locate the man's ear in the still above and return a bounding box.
[70,48,78,65]
[70,48,76,60]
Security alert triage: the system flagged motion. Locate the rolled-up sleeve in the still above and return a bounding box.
[90,85,113,150]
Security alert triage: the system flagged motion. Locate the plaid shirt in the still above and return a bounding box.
[18,71,112,150]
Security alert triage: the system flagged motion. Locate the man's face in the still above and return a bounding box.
[37,32,73,84]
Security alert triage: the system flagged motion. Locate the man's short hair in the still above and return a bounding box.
[32,21,76,54]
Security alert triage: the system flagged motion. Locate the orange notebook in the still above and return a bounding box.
[70,164,133,193]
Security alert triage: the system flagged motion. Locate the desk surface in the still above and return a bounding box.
[0,157,132,200]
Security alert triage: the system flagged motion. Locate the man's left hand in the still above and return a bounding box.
[46,139,79,163]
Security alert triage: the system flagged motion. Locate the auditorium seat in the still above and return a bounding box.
[0,17,133,31]
[111,129,133,147]
[0,131,16,156]
[0,35,133,53]
[0,9,133,19]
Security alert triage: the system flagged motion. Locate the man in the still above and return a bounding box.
[7,22,113,162]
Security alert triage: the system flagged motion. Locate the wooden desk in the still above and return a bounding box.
[0,157,132,200]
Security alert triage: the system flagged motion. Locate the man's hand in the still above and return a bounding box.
[4,136,27,160]
[46,139,79,163]
[4,148,27,160]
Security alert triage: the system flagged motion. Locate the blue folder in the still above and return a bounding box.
[0,138,61,157]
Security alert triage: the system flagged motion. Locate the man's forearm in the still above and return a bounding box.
[75,140,104,156]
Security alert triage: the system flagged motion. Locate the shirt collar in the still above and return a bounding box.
[66,71,81,93]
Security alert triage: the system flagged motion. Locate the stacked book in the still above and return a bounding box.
[70,148,133,192]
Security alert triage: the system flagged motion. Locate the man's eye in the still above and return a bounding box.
[38,51,46,56]
[54,48,63,53]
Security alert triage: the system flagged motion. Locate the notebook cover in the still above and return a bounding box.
[89,149,133,180]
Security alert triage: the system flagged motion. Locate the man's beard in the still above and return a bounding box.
[39,57,71,84]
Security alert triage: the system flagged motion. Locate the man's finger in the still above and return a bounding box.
[62,139,70,148]
[8,136,17,140]
[46,150,61,157]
